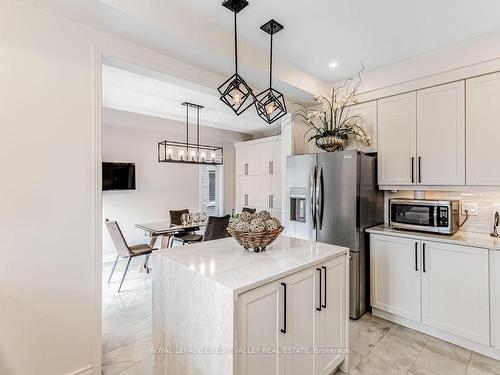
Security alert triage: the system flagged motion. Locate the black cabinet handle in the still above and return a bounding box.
[418,157,422,183]
[411,157,415,183]
[316,268,322,311]
[321,266,327,308]
[422,243,426,273]
[415,242,418,271]
[281,282,287,334]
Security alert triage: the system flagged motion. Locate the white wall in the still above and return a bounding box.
[0,1,253,374]
[102,108,250,255]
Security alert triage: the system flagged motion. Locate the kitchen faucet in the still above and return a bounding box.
[492,211,500,238]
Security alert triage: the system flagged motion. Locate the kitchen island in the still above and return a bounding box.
[152,235,349,375]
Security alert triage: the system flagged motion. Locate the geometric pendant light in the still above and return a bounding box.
[254,19,287,124]
[217,0,256,115]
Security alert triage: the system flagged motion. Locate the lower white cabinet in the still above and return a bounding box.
[370,235,421,322]
[421,241,489,345]
[370,234,490,346]
[491,250,500,349]
[237,256,347,375]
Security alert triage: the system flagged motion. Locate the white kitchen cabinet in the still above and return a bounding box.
[377,92,417,185]
[466,72,500,185]
[370,234,421,321]
[237,280,284,375]
[491,250,500,349]
[315,257,347,375]
[235,138,282,214]
[345,100,378,153]
[421,241,489,344]
[417,81,465,185]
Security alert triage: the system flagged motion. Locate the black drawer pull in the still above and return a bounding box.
[281,282,287,334]
[316,268,322,311]
[415,242,418,271]
[423,243,426,273]
[321,266,327,308]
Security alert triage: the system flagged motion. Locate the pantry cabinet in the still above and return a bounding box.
[466,72,500,185]
[370,233,490,346]
[235,137,282,215]
[237,256,347,375]
[377,81,465,186]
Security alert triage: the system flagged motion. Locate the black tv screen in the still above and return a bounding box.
[102,162,136,191]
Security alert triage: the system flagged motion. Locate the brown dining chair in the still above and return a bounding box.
[202,215,231,241]
[105,219,158,292]
[169,209,203,246]
[242,207,256,214]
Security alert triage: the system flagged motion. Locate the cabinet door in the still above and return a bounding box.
[345,100,377,153]
[236,145,250,177]
[283,268,317,375]
[315,256,347,375]
[421,241,489,344]
[466,72,500,185]
[370,235,421,321]
[417,81,465,185]
[254,175,272,210]
[377,92,417,185]
[491,250,500,349]
[237,280,284,375]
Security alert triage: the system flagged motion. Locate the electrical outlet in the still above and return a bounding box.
[461,202,478,216]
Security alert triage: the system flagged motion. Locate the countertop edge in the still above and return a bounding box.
[367,225,499,250]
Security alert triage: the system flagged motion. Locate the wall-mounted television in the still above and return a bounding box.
[102,162,136,191]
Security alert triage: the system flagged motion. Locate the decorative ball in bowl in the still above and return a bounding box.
[227,210,284,252]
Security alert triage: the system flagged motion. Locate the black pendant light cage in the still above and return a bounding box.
[158,102,223,166]
[255,19,287,124]
[218,0,256,115]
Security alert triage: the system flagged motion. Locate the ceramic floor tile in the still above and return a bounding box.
[350,351,407,375]
[115,355,154,375]
[411,338,470,375]
[425,336,472,364]
[102,337,153,375]
[386,324,429,350]
[369,334,422,372]
[349,315,392,356]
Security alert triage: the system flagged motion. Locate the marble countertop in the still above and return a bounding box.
[154,235,348,294]
[367,225,500,250]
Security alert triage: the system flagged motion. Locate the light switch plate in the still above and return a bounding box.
[462,202,478,216]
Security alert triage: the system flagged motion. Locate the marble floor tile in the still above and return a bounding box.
[349,315,393,356]
[350,351,408,375]
[410,337,470,375]
[467,353,500,375]
[102,337,153,375]
[369,334,422,372]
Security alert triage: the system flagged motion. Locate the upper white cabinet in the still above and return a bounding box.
[378,92,417,185]
[378,82,466,186]
[421,241,489,345]
[417,81,465,185]
[466,72,500,185]
[345,100,378,153]
[491,250,500,350]
[370,234,421,322]
[235,138,282,214]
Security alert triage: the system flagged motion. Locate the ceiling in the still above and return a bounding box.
[102,63,263,134]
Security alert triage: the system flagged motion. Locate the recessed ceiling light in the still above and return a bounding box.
[329,61,339,68]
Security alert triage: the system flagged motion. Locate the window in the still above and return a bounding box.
[200,165,221,216]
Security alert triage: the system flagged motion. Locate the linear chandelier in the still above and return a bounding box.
[217,0,287,124]
[158,102,223,166]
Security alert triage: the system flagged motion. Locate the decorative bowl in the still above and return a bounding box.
[316,135,346,152]
[227,226,284,252]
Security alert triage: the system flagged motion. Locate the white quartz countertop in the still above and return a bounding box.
[367,225,500,250]
[154,235,348,294]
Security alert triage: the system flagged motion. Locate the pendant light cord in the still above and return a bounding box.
[269,32,273,88]
[234,11,238,75]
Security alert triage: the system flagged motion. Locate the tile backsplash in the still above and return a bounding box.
[384,190,500,234]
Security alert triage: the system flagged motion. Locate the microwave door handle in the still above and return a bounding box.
[310,167,316,229]
[433,207,438,227]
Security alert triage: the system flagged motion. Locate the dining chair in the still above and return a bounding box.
[105,219,158,292]
[202,215,231,241]
[169,209,203,246]
[242,207,256,214]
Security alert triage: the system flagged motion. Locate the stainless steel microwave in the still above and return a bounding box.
[389,199,460,234]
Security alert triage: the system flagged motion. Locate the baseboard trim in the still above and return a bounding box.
[372,308,500,361]
[66,365,94,375]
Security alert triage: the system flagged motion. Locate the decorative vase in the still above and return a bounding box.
[316,135,346,152]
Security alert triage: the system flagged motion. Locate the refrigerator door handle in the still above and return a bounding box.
[316,165,323,230]
[310,166,316,229]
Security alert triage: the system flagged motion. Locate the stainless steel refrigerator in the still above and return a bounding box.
[286,150,384,319]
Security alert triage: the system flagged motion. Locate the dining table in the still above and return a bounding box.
[135,221,207,249]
